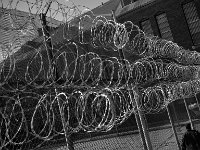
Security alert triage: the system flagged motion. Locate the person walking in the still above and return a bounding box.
[181,123,200,150]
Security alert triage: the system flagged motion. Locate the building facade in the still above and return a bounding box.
[116,0,200,51]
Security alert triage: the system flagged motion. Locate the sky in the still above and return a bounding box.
[1,0,110,21]
[71,0,109,9]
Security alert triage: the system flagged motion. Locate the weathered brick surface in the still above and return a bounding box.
[117,0,200,52]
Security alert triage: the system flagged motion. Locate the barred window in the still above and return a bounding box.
[183,1,200,45]
[140,19,154,36]
[122,0,139,7]
[156,13,173,41]
[122,0,132,6]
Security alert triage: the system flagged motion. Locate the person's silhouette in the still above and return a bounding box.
[181,123,200,150]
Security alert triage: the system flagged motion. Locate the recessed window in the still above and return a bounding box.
[156,13,173,41]
[121,0,139,7]
[122,0,132,6]
[140,19,154,36]
[183,1,200,45]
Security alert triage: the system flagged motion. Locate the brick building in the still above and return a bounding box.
[116,0,200,51]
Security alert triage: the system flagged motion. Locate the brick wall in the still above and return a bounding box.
[117,0,200,52]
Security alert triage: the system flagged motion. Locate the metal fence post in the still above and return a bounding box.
[133,87,153,150]
[112,10,152,150]
[167,104,181,150]
[184,98,194,129]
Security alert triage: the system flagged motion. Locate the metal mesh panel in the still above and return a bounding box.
[74,133,144,150]
[149,127,178,150]
[73,126,180,150]
[51,122,198,150]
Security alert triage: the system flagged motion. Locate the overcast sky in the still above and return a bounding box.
[1,0,110,20]
[72,0,109,9]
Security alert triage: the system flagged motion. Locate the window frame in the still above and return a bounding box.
[182,0,200,45]
[155,12,174,41]
[140,19,154,36]
[121,0,139,7]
